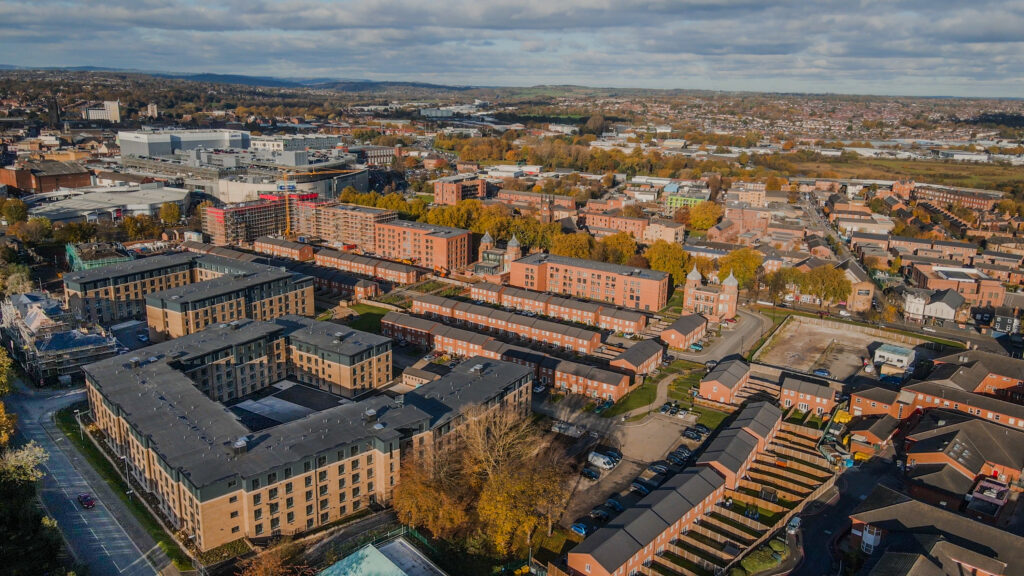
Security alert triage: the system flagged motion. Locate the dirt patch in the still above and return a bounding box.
[754,317,878,380]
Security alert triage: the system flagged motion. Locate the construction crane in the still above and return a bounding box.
[277,168,362,238]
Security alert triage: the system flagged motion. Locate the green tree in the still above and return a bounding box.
[766,268,804,303]
[644,240,689,285]
[2,199,28,224]
[159,202,181,224]
[689,201,723,230]
[717,247,763,289]
[800,266,852,309]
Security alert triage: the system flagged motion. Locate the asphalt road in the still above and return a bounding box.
[671,308,771,363]
[7,382,169,576]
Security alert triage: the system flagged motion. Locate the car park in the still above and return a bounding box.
[648,463,669,475]
[581,468,600,481]
[77,493,95,509]
[605,498,624,512]
[630,481,651,496]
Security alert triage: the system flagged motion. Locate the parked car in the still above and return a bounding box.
[673,446,692,458]
[838,310,851,317]
[705,360,718,370]
[813,368,831,378]
[589,507,610,522]
[630,482,651,496]
[786,516,802,535]
[605,498,624,512]
[588,452,616,470]
[581,467,600,481]
[77,493,95,509]
[136,334,149,343]
[689,343,704,352]
[667,454,685,466]
[682,430,701,441]
[668,406,679,416]
[694,424,711,435]
[594,400,614,414]
[570,522,592,536]
[724,317,737,324]
[922,327,937,333]
[601,449,623,463]
[660,403,671,414]
[533,384,546,393]
[684,427,704,437]
[648,464,669,475]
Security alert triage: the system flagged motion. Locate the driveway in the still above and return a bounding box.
[7,382,171,576]
[671,309,771,362]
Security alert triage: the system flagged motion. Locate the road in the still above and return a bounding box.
[7,381,172,576]
[670,308,771,363]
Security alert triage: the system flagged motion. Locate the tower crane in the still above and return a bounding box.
[277,168,362,238]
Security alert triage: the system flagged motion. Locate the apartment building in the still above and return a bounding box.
[434,178,486,205]
[203,197,288,246]
[495,189,576,209]
[410,294,602,354]
[580,209,649,241]
[510,253,670,312]
[682,266,738,322]
[314,249,422,285]
[913,186,1002,211]
[642,219,686,245]
[380,312,633,401]
[909,264,1006,309]
[469,283,648,334]
[253,237,315,262]
[84,324,531,552]
[568,402,782,576]
[314,204,397,248]
[275,316,392,398]
[144,267,314,340]
[374,220,471,272]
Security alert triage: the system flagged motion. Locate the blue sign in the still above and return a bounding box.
[277,184,297,191]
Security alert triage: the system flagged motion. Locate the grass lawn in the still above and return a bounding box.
[667,371,703,401]
[347,303,389,333]
[693,407,730,429]
[410,280,447,293]
[602,382,658,418]
[417,194,435,203]
[533,526,575,566]
[55,405,193,571]
[791,157,1024,194]
[659,290,686,315]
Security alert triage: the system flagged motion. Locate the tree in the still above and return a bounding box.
[717,248,763,289]
[625,253,649,268]
[0,349,11,396]
[800,266,851,309]
[122,215,163,240]
[159,202,181,225]
[2,199,28,224]
[597,232,637,265]
[644,240,689,285]
[458,405,540,484]
[4,271,32,296]
[620,205,644,218]
[0,402,14,448]
[673,206,690,225]
[477,469,541,556]
[391,460,468,539]
[54,221,97,243]
[766,268,804,303]
[689,201,723,231]
[549,232,595,260]
[584,114,608,135]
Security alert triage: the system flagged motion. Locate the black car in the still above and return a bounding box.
[666,454,685,466]
[589,507,610,522]
[682,430,701,441]
[673,446,692,457]
[602,449,623,463]
[694,424,711,435]
[648,463,669,475]
[581,468,600,481]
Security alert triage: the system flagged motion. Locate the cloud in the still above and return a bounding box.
[0,0,1022,96]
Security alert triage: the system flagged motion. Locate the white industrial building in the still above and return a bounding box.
[118,129,251,157]
[26,183,190,224]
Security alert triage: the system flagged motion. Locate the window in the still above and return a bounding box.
[269,503,279,514]
[268,488,278,500]
[285,482,293,494]
[286,497,293,509]
[306,504,313,515]
[320,498,329,510]
[255,523,264,535]
[229,495,238,503]
[254,509,263,520]
[230,511,238,519]
[253,494,262,506]
[231,526,240,534]
[286,512,294,524]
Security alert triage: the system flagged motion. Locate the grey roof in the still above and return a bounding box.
[37,330,114,352]
[929,289,965,309]
[906,380,1024,422]
[781,375,834,399]
[933,350,1024,382]
[697,427,758,473]
[613,339,663,367]
[904,463,975,496]
[255,236,308,250]
[852,485,1024,575]
[906,409,1024,472]
[64,251,197,285]
[663,314,707,337]
[514,252,669,281]
[412,294,601,343]
[553,360,628,387]
[385,219,468,238]
[849,415,900,440]
[145,269,300,306]
[273,315,390,357]
[480,231,493,244]
[403,357,533,429]
[571,467,723,574]
[701,359,749,390]
[731,401,783,440]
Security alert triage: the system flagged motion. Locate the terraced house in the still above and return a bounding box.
[510,253,670,312]
[84,324,532,552]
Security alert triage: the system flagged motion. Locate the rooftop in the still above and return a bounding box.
[514,252,669,281]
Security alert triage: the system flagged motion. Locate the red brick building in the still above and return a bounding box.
[375,220,471,272]
[659,314,707,350]
[433,178,486,205]
[780,375,838,416]
[609,339,664,376]
[469,283,648,334]
[509,253,670,312]
[698,359,750,405]
[682,266,738,322]
[0,160,91,193]
[253,236,314,261]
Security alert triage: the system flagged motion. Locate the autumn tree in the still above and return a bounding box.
[689,201,723,231]
[673,206,690,225]
[391,461,469,540]
[159,202,181,224]
[717,247,763,289]
[595,232,637,265]
[550,232,596,260]
[54,221,97,243]
[766,268,804,303]
[800,266,852,309]
[458,405,541,484]
[2,199,28,224]
[644,240,689,285]
[620,205,645,218]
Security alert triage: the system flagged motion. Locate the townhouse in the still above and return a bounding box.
[510,253,670,312]
[567,402,783,576]
[850,378,1024,430]
[659,314,708,351]
[609,339,664,377]
[253,237,315,262]
[85,331,531,552]
[314,249,422,285]
[931,350,1024,403]
[380,312,634,401]
[410,294,603,354]
[779,375,838,416]
[469,283,648,334]
[698,359,751,405]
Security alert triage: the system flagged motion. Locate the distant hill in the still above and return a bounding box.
[156,72,304,88]
[308,80,477,93]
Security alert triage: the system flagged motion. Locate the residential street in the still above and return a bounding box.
[7,381,172,576]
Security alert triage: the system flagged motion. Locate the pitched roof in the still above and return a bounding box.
[702,359,749,390]
[730,401,783,441]
[663,314,707,337]
[613,339,663,368]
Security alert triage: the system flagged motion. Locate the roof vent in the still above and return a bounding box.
[233,436,249,454]
[373,423,385,430]
[363,408,378,423]
[470,363,484,373]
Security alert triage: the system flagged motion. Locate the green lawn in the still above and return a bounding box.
[659,290,686,315]
[693,407,730,429]
[667,371,703,401]
[602,382,658,418]
[534,526,576,566]
[55,405,193,571]
[417,194,435,204]
[348,303,389,333]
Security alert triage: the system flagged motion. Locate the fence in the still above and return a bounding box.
[694,396,739,413]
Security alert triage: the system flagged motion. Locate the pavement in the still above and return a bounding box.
[7,380,174,576]
[670,308,772,363]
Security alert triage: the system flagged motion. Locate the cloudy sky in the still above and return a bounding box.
[1,0,1022,97]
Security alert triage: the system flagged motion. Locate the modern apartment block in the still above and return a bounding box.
[63,253,313,329]
[509,253,670,312]
[84,319,532,552]
[315,204,397,248]
[203,197,289,246]
[374,220,471,271]
[144,265,314,340]
[433,177,486,205]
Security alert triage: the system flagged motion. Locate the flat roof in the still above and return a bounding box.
[514,252,668,281]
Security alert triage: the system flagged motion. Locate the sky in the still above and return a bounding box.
[1,0,1023,97]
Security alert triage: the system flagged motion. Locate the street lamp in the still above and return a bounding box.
[73,409,82,441]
